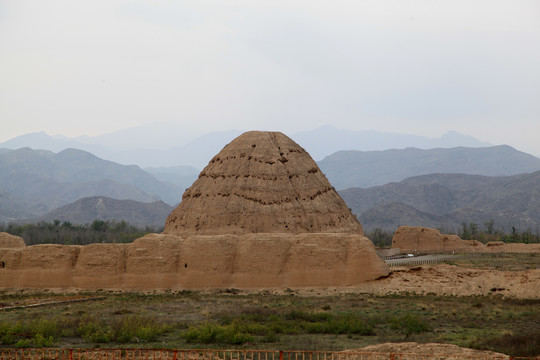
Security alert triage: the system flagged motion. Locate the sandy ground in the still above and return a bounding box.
[5,263,538,299]
[348,342,511,358]
[248,263,539,299]
[354,264,540,298]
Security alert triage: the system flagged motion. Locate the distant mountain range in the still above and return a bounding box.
[293,126,491,161]
[0,129,242,169]
[340,171,540,233]
[319,145,540,189]
[0,147,185,222]
[0,125,493,168]
[144,166,200,192]
[2,131,540,230]
[36,196,173,228]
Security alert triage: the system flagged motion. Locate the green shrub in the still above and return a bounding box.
[471,331,540,357]
[182,323,221,343]
[134,325,160,342]
[33,333,55,347]
[85,325,115,343]
[0,318,59,347]
[268,320,300,334]
[304,314,374,335]
[285,310,331,322]
[261,333,280,343]
[77,319,115,343]
[31,318,60,339]
[390,314,430,337]
[0,322,20,345]
[74,314,170,344]
[182,322,254,345]
[228,319,269,336]
[14,339,32,348]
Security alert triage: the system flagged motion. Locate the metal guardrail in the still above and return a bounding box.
[0,348,535,360]
[384,255,458,267]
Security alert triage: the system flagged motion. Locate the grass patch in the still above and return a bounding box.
[389,314,430,338]
[0,291,538,356]
[0,317,60,347]
[470,331,540,357]
[182,322,254,345]
[449,253,540,270]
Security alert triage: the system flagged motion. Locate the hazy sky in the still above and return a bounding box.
[2,0,540,155]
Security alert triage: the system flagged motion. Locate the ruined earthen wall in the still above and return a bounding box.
[484,241,540,253]
[0,233,389,290]
[392,226,540,253]
[391,226,485,253]
[0,232,26,248]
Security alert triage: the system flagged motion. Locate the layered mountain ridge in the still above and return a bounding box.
[341,171,540,232]
[1,137,540,231]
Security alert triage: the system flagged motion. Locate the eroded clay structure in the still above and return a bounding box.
[391,226,540,253]
[166,131,362,236]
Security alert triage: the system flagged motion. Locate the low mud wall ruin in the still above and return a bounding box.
[0,232,389,290]
[392,226,540,254]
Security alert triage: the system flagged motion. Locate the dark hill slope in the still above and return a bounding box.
[319,145,540,189]
[36,197,173,228]
[0,148,183,221]
[339,171,540,232]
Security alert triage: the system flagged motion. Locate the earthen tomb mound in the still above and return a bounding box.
[165,131,363,236]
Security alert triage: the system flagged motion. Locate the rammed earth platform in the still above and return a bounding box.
[0,233,389,289]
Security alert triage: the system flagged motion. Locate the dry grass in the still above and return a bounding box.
[446,253,539,270]
[0,290,538,356]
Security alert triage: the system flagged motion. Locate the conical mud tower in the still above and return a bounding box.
[165,131,363,236]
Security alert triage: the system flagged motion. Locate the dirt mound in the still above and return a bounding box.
[356,263,540,298]
[392,226,485,253]
[0,232,26,248]
[485,241,540,253]
[165,131,363,236]
[392,226,540,254]
[350,342,509,358]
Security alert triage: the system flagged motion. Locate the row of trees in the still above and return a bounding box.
[366,220,540,248]
[458,221,540,243]
[0,220,162,246]
[1,219,538,247]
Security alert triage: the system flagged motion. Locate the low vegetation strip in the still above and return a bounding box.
[0,220,159,246]
[0,292,538,356]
